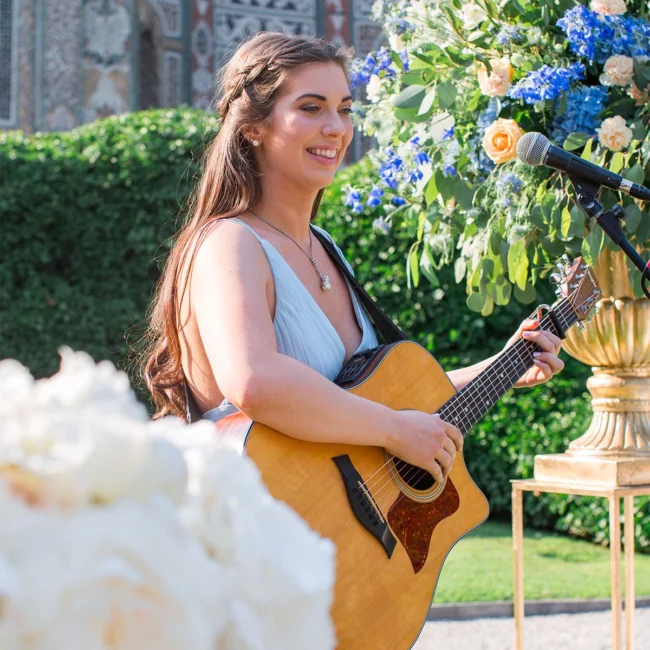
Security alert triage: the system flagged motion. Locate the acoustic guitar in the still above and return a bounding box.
[214,256,601,649]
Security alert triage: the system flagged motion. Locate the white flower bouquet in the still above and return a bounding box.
[0,348,336,650]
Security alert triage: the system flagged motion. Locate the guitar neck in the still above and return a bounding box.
[437,298,578,435]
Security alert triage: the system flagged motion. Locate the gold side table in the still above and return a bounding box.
[511,480,650,650]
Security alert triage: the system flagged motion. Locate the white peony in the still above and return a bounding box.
[0,487,226,650]
[189,444,337,650]
[0,350,338,650]
[461,4,487,30]
[0,349,188,507]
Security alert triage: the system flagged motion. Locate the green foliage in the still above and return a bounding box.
[0,109,220,385]
[1,110,646,552]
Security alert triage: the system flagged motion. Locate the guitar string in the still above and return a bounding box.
[369,295,591,512]
[366,299,580,507]
[360,304,570,499]
[359,296,587,509]
[369,302,579,511]
[362,301,572,496]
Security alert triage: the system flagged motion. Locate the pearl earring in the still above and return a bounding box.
[252,139,260,147]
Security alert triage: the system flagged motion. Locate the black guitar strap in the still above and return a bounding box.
[310,226,408,345]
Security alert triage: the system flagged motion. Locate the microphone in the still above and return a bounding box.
[517,132,650,202]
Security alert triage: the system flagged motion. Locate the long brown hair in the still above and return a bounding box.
[140,32,354,420]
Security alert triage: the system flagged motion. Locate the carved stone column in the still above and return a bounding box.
[535,247,650,486]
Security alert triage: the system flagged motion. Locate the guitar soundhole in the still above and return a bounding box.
[395,460,435,490]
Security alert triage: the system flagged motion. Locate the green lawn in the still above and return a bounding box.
[434,520,650,603]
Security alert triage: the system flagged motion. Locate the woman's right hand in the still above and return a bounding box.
[384,410,464,484]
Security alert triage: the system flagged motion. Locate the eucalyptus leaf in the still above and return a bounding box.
[466,291,486,312]
[453,179,475,210]
[513,282,537,304]
[455,256,467,283]
[418,88,437,116]
[437,81,458,110]
[394,85,427,110]
[508,239,528,291]
[563,132,590,152]
[425,173,439,206]
[623,164,645,185]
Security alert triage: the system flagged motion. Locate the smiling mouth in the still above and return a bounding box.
[306,149,338,164]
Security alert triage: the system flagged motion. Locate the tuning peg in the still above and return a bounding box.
[556,262,566,272]
[554,288,563,297]
[549,273,563,285]
[577,322,586,331]
[561,254,571,265]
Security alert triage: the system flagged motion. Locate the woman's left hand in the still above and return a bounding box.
[504,318,565,389]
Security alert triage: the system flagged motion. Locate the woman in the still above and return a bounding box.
[143,32,564,485]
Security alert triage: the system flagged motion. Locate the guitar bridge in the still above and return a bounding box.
[332,454,396,559]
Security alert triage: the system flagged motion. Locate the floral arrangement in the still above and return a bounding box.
[0,348,336,650]
[346,0,649,314]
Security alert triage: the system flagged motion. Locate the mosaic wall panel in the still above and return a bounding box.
[0,0,20,126]
[42,0,83,131]
[191,0,214,109]
[164,50,182,106]
[17,0,35,132]
[214,0,317,66]
[149,0,182,37]
[81,0,132,124]
[325,0,349,47]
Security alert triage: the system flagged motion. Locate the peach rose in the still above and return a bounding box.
[627,83,650,106]
[477,57,514,97]
[482,119,525,164]
[590,0,627,15]
[599,55,634,86]
[596,115,633,152]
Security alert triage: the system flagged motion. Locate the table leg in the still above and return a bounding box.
[610,495,622,650]
[624,496,635,650]
[513,486,524,650]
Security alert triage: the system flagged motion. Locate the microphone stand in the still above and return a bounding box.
[569,175,650,300]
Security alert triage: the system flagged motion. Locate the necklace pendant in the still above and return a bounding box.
[321,274,331,291]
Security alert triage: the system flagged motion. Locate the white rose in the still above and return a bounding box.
[599,55,635,86]
[388,32,405,52]
[461,4,487,30]
[527,26,542,45]
[366,74,383,103]
[477,56,514,97]
[590,0,627,15]
[596,115,633,152]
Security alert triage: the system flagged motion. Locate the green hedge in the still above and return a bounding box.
[1,109,647,552]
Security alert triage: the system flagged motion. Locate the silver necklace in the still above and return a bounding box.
[248,210,331,291]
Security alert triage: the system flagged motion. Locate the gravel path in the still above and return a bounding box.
[412,607,650,650]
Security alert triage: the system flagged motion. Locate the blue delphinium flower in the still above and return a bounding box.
[414,151,430,166]
[549,85,608,145]
[392,196,407,206]
[507,63,585,104]
[441,126,455,141]
[345,188,364,213]
[496,172,523,194]
[496,25,522,46]
[372,217,391,235]
[349,46,400,89]
[366,186,385,208]
[399,48,410,73]
[477,98,500,129]
[557,6,650,64]
[443,164,458,178]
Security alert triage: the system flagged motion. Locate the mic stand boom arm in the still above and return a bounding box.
[569,174,650,300]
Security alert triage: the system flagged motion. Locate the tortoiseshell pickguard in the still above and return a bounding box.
[386,478,460,574]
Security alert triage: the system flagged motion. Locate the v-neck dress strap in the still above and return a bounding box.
[201,217,379,423]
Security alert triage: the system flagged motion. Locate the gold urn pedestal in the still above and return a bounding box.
[534,453,650,487]
[533,248,650,488]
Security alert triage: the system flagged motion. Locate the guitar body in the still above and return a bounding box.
[215,341,490,650]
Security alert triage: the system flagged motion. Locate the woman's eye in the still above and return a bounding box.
[301,106,355,115]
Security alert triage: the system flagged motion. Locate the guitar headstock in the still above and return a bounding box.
[549,255,602,327]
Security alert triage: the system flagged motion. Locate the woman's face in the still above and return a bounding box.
[254,62,354,191]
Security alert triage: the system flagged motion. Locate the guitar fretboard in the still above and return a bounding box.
[437,298,578,435]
